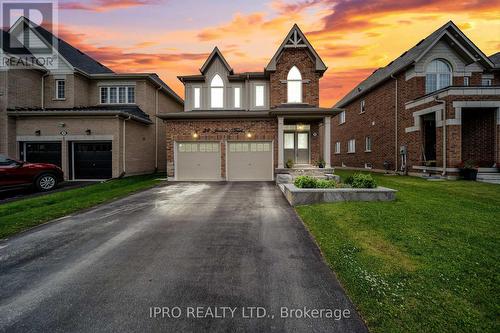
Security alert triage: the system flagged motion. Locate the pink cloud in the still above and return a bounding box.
[59,0,162,12]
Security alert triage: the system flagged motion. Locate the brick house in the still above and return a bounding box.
[332,21,500,179]
[1,17,183,180]
[159,25,339,181]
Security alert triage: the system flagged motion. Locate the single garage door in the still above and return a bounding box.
[73,142,112,180]
[227,141,273,181]
[23,142,62,167]
[176,142,221,181]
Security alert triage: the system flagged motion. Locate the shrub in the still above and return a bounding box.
[315,179,337,188]
[294,176,338,189]
[294,175,317,188]
[350,173,377,188]
[344,175,354,185]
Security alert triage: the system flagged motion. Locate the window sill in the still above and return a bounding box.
[338,122,345,126]
[347,152,355,154]
[53,98,66,101]
[334,152,341,155]
[359,111,365,114]
[365,150,372,153]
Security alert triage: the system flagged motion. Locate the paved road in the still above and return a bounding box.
[0,182,368,332]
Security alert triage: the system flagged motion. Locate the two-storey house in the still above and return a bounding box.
[1,17,183,180]
[332,21,500,180]
[159,25,339,181]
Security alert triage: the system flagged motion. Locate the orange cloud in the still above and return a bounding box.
[60,0,162,12]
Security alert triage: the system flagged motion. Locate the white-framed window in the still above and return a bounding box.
[55,79,65,99]
[255,85,265,107]
[234,87,241,108]
[360,100,366,113]
[210,74,224,108]
[287,66,302,103]
[335,141,341,154]
[193,87,201,109]
[464,76,469,86]
[365,136,372,152]
[425,59,451,93]
[482,78,492,86]
[339,111,346,125]
[347,139,356,153]
[100,86,135,104]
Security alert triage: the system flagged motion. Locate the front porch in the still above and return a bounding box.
[272,108,335,171]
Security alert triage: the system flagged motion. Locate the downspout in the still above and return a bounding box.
[122,116,131,177]
[41,73,49,109]
[390,74,398,172]
[155,87,161,172]
[435,97,447,176]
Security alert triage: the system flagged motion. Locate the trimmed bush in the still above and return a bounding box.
[350,173,377,188]
[294,176,318,188]
[294,176,338,189]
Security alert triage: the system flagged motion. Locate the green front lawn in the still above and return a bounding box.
[0,174,166,239]
[296,171,500,333]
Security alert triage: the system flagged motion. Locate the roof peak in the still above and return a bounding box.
[199,46,233,74]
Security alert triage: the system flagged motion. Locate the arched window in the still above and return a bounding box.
[210,74,224,108]
[287,66,302,103]
[425,59,451,93]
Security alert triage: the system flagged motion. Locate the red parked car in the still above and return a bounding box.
[0,154,64,192]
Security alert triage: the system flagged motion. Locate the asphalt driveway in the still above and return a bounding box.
[0,182,368,332]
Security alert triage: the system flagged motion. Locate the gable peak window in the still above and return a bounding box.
[210,74,224,108]
[287,66,302,103]
[425,59,451,93]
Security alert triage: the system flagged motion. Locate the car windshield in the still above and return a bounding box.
[0,154,18,166]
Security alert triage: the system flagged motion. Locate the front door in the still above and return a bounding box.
[284,132,310,165]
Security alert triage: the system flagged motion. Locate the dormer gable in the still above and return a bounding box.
[200,47,233,75]
[266,24,327,74]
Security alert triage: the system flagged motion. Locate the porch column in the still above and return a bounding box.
[278,116,284,168]
[323,116,331,168]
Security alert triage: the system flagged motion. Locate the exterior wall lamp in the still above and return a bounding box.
[85,129,92,135]
[35,130,41,136]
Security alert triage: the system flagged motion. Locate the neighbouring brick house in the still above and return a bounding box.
[1,17,183,180]
[332,21,500,179]
[159,25,339,181]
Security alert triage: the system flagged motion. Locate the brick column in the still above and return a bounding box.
[323,116,331,168]
[278,116,284,168]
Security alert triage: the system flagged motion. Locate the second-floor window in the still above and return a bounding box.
[234,87,241,108]
[100,86,135,104]
[210,74,224,108]
[193,87,201,109]
[425,59,451,93]
[55,80,65,99]
[365,136,372,152]
[348,139,356,153]
[360,100,366,113]
[482,77,492,86]
[339,111,346,124]
[335,141,341,154]
[287,66,302,103]
[255,85,265,107]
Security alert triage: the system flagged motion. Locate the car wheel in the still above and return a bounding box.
[36,174,58,191]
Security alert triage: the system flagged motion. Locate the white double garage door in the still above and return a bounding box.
[175,141,273,181]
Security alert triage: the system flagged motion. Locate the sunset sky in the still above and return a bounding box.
[54,0,500,106]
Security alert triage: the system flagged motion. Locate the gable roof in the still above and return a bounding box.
[9,16,113,74]
[334,21,495,108]
[490,52,500,66]
[266,24,327,73]
[199,47,233,74]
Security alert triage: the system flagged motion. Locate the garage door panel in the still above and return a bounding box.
[74,142,112,180]
[227,141,273,181]
[176,142,221,181]
[24,142,62,167]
